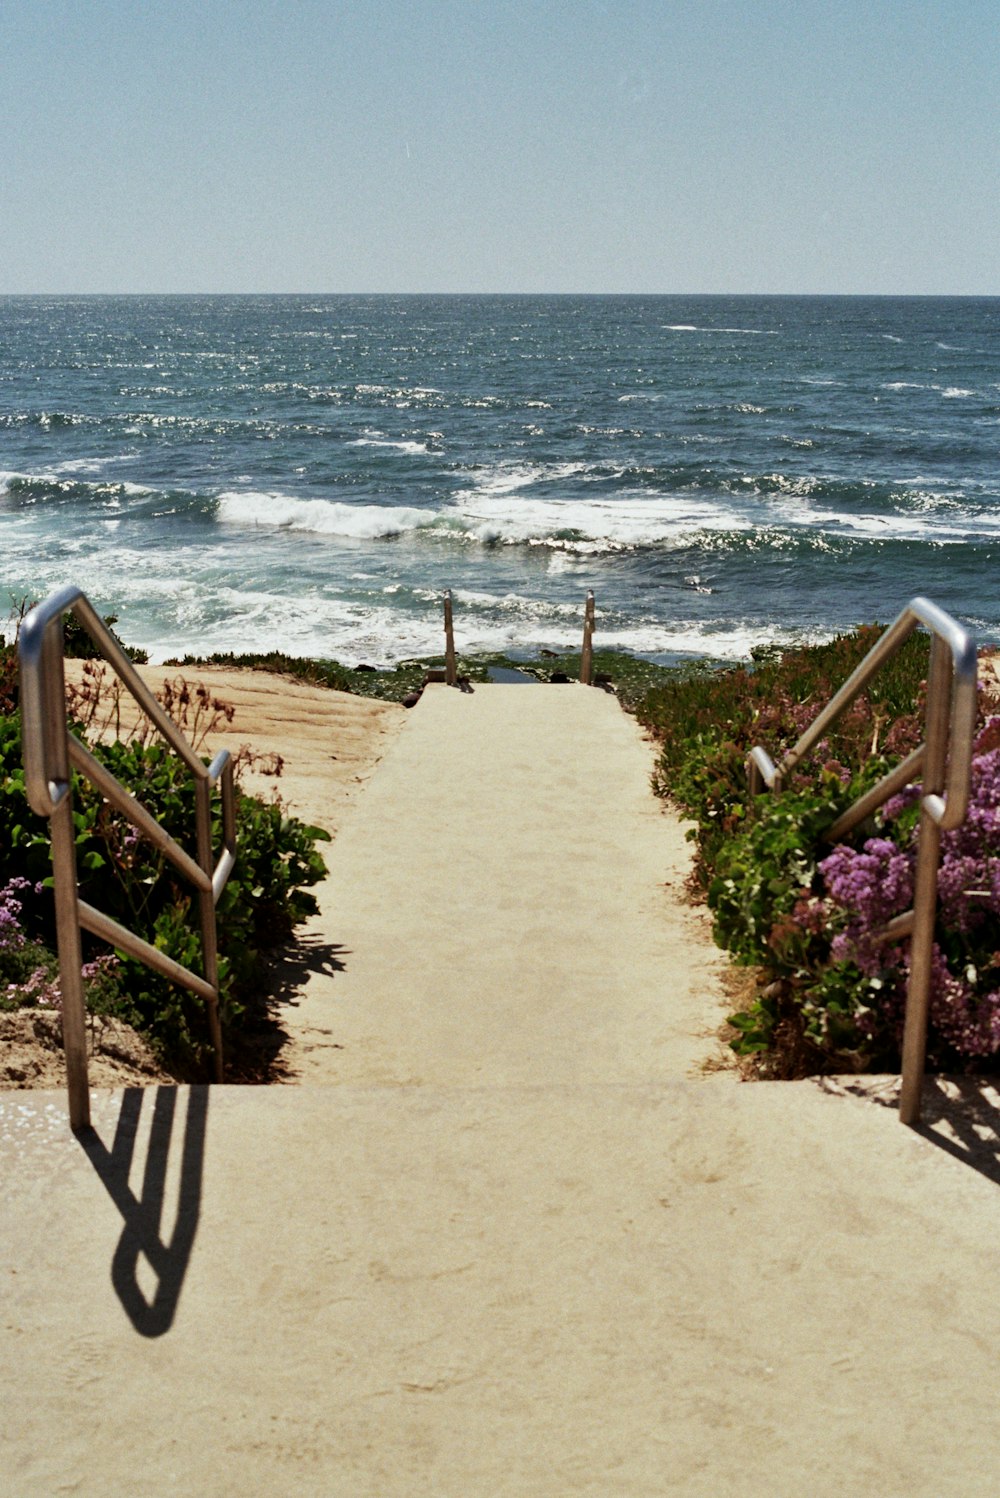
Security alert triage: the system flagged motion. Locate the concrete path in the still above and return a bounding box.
[280,683,726,1085]
[4,685,1000,1496]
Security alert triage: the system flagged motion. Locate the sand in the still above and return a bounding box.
[64,659,408,838]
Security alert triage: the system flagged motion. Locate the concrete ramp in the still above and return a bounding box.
[286,682,724,1086]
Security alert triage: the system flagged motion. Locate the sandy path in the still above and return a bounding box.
[280,682,730,1085]
[65,666,728,1084]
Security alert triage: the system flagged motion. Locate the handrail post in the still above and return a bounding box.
[743,598,976,1126]
[19,587,238,1124]
[195,778,225,1083]
[51,794,91,1131]
[580,591,595,685]
[41,617,91,1132]
[899,635,951,1125]
[444,590,457,687]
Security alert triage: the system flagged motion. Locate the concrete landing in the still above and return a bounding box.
[4,1079,1000,1496]
[4,683,1000,1495]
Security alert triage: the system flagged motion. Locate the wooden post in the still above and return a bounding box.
[580,592,595,685]
[444,591,457,686]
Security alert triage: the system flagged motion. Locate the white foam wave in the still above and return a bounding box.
[449,588,590,622]
[134,598,796,669]
[216,490,439,539]
[761,485,1000,543]
[213,471,1000,554]
[662,324,777,336]
[347,437,434,455]
[450,489,749,548]
[50,455,135,476]
[465,461,589,498]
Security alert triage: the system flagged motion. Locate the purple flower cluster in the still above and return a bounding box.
[15,966,61,1009]
[0,878,119,1012]
[927,944,1000,1057]
[0,877,32,953]
[800,740,1000,1059]
[820,839,913,979]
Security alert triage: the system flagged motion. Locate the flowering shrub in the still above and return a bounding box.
[0,664,328,1076]
[636,627,1000,1077]
[0,876,122,1014]
[809,730,1000,1065]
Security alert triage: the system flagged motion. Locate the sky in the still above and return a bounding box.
[1,0,998,295]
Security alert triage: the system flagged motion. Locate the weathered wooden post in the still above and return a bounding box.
[580,591,595,685]
[444,590,457,686]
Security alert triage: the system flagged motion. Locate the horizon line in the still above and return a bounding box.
[2,289,999,300]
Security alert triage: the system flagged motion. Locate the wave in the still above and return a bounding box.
[346,436,438,455]
[8,455,999,558]
[884,381,984,402]
[0,411,100,430]
[209,458,1000,554]
[215,490,442,539]
[0,472,153,505]
[128,582,809,668]
[662,324,778,336]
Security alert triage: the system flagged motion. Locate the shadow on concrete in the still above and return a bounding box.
[77,1085,208,1338]
[913,1079,1000,1188]
[819,1074,1000,1188]
[226,937,351,1082]
[268,935,349,1003]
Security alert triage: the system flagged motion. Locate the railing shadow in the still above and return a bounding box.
[818,1074,1000,1187]
[76,1084,208,1338]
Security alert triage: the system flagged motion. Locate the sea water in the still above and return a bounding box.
[1,294,998,664]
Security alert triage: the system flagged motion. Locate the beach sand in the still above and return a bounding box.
[65,659,408,838]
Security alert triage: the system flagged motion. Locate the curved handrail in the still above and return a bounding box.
[19,587,236,1130]
[747,597,977,1126]
[748,597,977,830]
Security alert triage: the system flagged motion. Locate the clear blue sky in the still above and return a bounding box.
[2,0,997,294]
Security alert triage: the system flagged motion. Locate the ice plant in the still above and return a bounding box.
[809,736,1000,1061]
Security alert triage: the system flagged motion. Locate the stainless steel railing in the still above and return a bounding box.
[19,587,236,1131]
[748,597,977,1125]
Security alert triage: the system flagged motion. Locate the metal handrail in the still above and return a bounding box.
[19,586,236,1131]
[747,597,977,1125]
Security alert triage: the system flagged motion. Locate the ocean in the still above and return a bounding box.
[2,294,998,665]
